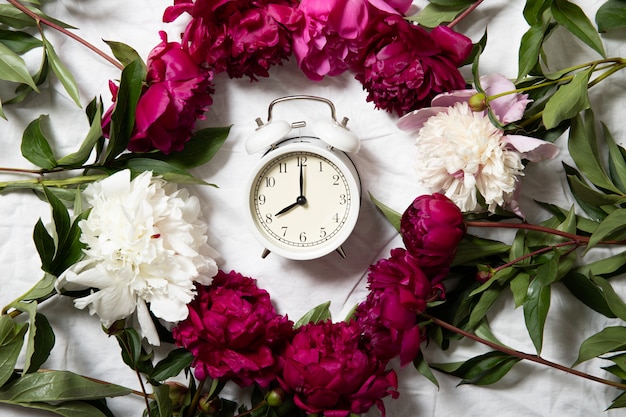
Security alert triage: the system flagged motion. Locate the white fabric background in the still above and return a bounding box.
[1,0,626,416]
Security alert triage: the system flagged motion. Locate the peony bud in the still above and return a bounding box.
[198,395,220,415]
[468,92,487,112]
[165,382,188,410]
[266,387,286,407]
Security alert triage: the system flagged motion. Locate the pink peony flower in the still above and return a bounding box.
[401,193,465,281]
[354,17,472,115]
[164,0,300,80]
[171,270,294,388]
[396,74,560,214]
[278,319,398,417]
[356,248,443,365]
[291,0,373,81]
[103,32,213,154]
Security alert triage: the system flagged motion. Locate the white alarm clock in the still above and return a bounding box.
[243,95,362,260]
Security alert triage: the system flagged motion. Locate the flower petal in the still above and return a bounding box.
[503,135,560,162]
[396,107,449,132]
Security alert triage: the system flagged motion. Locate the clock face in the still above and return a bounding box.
[247,145,360,260]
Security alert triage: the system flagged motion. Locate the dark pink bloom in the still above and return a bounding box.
[172,270,294,388]
[291,0,374,80]
[103,32,213,154]
[164,0,300,80]
[354,16,472,115]
[400,193,465,281]
[356,248,443,364]
[278,320,398,417]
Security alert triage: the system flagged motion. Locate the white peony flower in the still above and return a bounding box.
[56,169,219,345]
[412,102,524,213]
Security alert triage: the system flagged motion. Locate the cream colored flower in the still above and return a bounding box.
[56,170,219,345]
[413,102,524,212]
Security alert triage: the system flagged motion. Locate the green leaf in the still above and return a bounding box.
[117,158,209,185]
[467,286,503,330]
[609,391,626,410]
[510,271,530,307]
[0,315,28,386]
[58,105,103,167]
[452,234,510,265]
[150,349,193,383]
[21,116,57,170]
[105,59,146,162]
[431,351,522,386]
[523,0,552,26]
[562,272,615,318]
[369,193,401,231]
[33,218,54,268]
[49,209,89,275]
[103,40,145,70]
[152,384,173,417]
[518,24,547,80]
[596,0,626,32]
[589,274,626,321]
[11,302,55,374]
[115,328,142,369]
[523,256,558,354]
[567,110,623,194]
[42,33,80,107]
[413,351,439,388]
[576,250,626,278]
[0,41,38,91]
[566,174,626,207]
[410,3,469,27]
[551,0,606,57]
[574,326,626,366]
[295,301,331,328]
[42,186,70,253]
[0,29,42,54]
[0,400,113,417]
[7,273,56,307]
[586,208,626,252]
[5,50,49,106]
[151,126,231,169]
[542,68,592,129]
[604,123,626,194]
[0,370,131,402]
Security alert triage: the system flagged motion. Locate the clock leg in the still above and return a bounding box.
[336,246,346,259]
[261,248,271,258]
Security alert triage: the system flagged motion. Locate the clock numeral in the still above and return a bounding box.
[265,213,273,224]
[319,161,324,172]
[258,194,266,205]
[299,232,307,242]
[320,227,327,238]
[332,174,340,185]
[297,156,307,167]
[278,162,287,173]
[333,213,340,223]
[339,194,347,205]
[281,226,288,237]
[265,176,276,187]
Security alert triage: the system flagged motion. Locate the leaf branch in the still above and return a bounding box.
[5,0,123,70]
[422,312,626,391]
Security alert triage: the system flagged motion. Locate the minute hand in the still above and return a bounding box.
[275,195,307,216]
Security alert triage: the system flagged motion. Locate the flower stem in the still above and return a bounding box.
[492,240,579,274]
[421,313,626,391]
[447,0,484,29]
[465,220,589,243]
[186,378,206,417]
[6,0,123,70]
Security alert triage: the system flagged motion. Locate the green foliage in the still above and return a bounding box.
[294,301,332,328]
[596,0,626,32]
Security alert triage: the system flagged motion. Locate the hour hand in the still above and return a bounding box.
[275,195,307,216]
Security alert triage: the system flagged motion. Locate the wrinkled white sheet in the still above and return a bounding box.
[1,0,626,416]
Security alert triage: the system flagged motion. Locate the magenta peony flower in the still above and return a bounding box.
[400,193,465,281]
[356,248,443,365]
[354,16,472,115]
[291,0,374,81]
[164,0,300,80]
[103,32,213,154]
[278,319,398,417]
[171,270,294,388]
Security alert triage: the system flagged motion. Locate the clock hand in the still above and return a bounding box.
[299,162,304,197]
[275,195,307,216]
